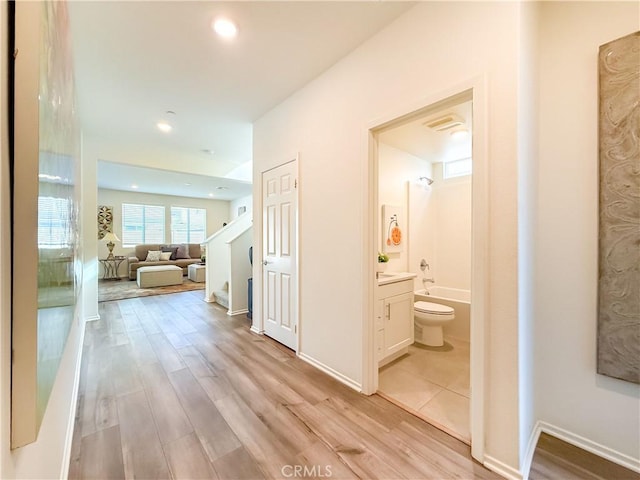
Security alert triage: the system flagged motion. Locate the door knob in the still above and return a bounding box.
[262,260,269,265]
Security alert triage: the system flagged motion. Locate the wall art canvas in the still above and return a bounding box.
[597,31,640,384]
[98,205,113,239]
[382,204,404,254]
[12,1,82,447]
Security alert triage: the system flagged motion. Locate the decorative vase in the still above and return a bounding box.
[377,262,388,273]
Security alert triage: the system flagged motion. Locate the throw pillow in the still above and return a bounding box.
[174,244,190,259]
[145,250,162,262]
[160,252,172,261]
[161,246,178,260]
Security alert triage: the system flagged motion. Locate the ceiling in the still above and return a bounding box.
[378,100,473,164]
[97,161,252,201]
[68,1,414,199]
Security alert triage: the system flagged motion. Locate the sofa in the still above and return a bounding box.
[127,243,202,280]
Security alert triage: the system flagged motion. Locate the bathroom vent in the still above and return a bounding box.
[423,114,465,132]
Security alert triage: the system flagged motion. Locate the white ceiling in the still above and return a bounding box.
[378,100,473,164]
[97,161,252,201]
[68,1,414,199]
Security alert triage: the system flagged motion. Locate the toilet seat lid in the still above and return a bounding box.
[414,301,454,315]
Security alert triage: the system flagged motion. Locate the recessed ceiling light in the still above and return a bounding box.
[184,183,192,186]
[212,18,238,38]
[450,127,469,139]
[208,193,214,197]
[216,186,229,190]
[201,149,215,155]
[157,122,172,133]
[131,184,139,189]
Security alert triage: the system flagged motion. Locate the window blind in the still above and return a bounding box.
[122,203,165,245]
[38,196,71,248]
[171,207,206,244]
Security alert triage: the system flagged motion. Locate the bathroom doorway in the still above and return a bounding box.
[366,85,487,457]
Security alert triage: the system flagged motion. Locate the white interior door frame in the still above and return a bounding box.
[363,77,488,463]
[252,156,300,353]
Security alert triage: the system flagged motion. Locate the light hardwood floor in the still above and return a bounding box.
[529,433,640,480]
[68,291,497,479]
[68,291,639,479]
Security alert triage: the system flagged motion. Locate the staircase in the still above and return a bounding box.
[203,212,252,315]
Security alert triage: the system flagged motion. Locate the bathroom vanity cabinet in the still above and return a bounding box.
[376,276,415,366]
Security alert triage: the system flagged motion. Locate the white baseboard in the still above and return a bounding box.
[203,296,215,303]
[378,347,408,368]
[521,422,543,480]
[227,308,248,316]
[60,318,87,480]
[484,455,523,480]
[250,325,263,335]
[534,421,640,474]
[297,352,362,392]
[85,314,100,322]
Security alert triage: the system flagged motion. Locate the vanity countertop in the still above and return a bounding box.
[377,271,417,286]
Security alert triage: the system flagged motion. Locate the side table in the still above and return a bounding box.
[99,256,126,280]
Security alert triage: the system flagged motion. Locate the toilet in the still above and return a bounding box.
[414,301,455,347]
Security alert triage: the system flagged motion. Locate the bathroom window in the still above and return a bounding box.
[443,157,472,179]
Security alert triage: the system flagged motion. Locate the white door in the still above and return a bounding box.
[262,159,298,350]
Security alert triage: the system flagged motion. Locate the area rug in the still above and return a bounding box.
[99,278,205,302]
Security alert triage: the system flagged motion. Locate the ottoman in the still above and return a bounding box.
[137,265,183,288]
[188,263,206,283]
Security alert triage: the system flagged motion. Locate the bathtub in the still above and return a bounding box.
[415,286,471,342]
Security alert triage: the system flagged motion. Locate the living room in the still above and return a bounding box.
[95,160,252,302]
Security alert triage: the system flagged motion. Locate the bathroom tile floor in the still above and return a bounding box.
[378,336,470,443]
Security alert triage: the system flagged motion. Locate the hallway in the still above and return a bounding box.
[68,291,496,479]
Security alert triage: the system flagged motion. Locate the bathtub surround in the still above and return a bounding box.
[407,162,472,294]
[596,31,640,385]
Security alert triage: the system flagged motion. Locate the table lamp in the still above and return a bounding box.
[102,232,120,259]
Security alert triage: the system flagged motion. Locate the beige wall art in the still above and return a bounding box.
[98,205,113,240]
[597,31,639,384]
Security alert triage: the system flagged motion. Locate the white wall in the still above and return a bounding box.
[253,2,523,470]
[81,138,99,321]
[97,188,229,276]
[378,143,429,272]
[230,194,253,221]
[517,0,539,468]
[535,1,640,464]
